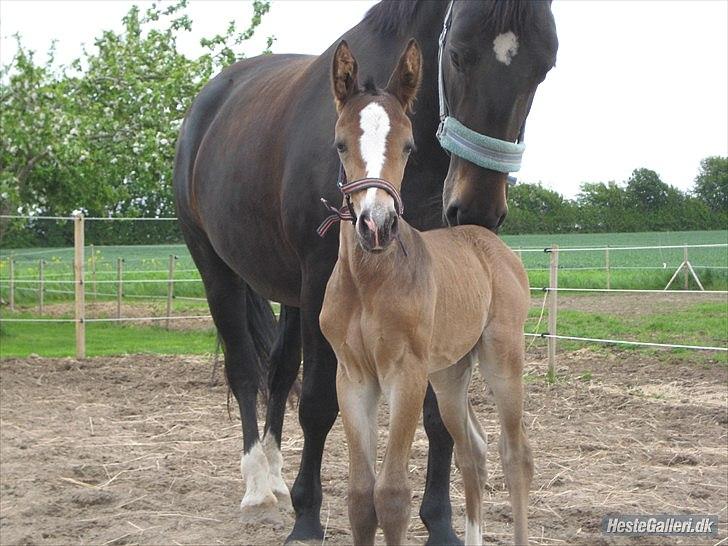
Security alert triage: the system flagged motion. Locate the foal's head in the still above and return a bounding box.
[331,39,422,252]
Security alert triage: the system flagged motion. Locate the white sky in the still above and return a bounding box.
[1,0,726,198]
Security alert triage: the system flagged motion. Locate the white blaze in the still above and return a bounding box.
[359,101,391,209]
[493,31,519,65]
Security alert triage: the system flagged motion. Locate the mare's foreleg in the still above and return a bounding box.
[479,334,533,545]
[429,358,487,546]
[287,269,339,542]
[337,365,380,546]
[376,365,428,545]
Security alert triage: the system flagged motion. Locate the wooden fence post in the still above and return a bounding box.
[90,244,96,301]
[605,245,611,290]
[165,254,176,330]
[74,214,85,359]
[547,244,559,381]
[38,259,45,314]
[116,258,123,320]
[9,258,15,312]
[683,245,689,290]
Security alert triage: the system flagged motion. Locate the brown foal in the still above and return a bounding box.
[320,40,534,546]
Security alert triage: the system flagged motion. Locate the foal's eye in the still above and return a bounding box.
[404,143,414,155]
[335,142,347,153]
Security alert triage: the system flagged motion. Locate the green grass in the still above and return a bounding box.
[0,313,217,358]
[526,301,728,363]
[1,230,725,306]
[1,230,726,359]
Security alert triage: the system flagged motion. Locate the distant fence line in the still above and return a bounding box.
[1,214,726,369]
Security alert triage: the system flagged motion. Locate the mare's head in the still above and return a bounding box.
[441,1,558,230]
[331,39,422,252]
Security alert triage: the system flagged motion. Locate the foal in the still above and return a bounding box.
[320,40,534,546]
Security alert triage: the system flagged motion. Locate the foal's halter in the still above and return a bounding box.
[316,164,404,238]
[437,0,525,180]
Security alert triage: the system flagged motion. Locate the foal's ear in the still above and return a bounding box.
[332,40,359,112]
[386,39,422,114]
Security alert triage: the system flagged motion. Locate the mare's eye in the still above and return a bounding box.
[449,50,462,71]
[336,142,347,153]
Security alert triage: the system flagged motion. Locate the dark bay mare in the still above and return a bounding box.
[173,1,557,542]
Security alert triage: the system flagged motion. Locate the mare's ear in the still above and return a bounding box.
[386,38,422,114]
[332,40,359,112]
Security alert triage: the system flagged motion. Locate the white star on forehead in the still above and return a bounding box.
[493,31,519,66]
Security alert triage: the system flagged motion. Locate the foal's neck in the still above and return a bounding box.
[339,221,420,288]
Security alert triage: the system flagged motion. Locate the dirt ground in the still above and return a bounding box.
[0,349,726,545]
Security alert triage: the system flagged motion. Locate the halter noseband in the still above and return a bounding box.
[317,164,404,238]
[437,0,524,183]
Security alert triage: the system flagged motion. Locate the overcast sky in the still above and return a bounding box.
[1,0,726,198]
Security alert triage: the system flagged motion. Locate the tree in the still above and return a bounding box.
[1,0,271,245]
[693,156,728,213]
[625,168,670,211]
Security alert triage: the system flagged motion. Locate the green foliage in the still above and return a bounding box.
[503,160,727,235]
[693,156,728,213]
[0,0,271,246]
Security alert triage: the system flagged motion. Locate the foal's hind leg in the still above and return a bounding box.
[429,357,487,546]
[479,333,533,545]
[263,305,302,507]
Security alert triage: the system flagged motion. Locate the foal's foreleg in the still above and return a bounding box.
[429,358,486,546]
[479,339,533,546]
[337,366,380,546]
[375,368,428,545]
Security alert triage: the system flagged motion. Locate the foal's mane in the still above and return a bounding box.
[363,0,542,36]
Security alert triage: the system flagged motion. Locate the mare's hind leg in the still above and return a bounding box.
[478,331,533,545]
[429,357,487,546]
[337,365,380,546]
[184,231,277,516]
[262,305,302,508]
[421,385,462,546]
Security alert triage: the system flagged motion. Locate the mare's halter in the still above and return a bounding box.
[317,1,529,237]
[437,0,525,181]
[316,164,404,238]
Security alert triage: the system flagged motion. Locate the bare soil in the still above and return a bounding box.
[0,350,726,545]
[530,293,727,317]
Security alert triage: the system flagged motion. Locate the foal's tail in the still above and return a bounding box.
[245,285,278,402]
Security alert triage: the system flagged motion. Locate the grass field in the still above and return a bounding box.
[1,230,726,360]
[1,230,727,306]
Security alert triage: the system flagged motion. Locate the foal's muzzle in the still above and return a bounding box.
[357,206,399,252]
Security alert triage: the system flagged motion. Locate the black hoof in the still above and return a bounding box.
[285,515,324,544]
[425,528,463,546]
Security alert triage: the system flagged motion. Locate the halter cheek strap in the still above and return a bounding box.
[316,165,404,238]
